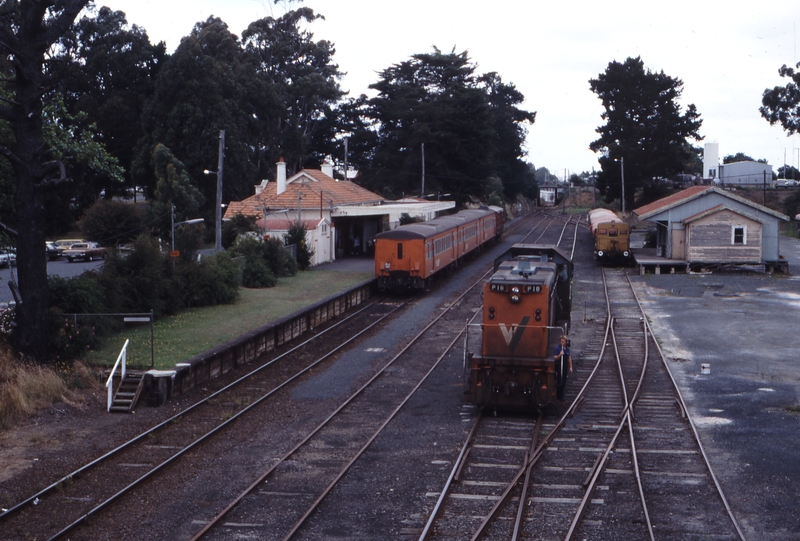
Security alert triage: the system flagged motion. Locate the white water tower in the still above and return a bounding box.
[703,142,719,180]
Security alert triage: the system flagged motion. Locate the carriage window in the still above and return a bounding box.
[598,228,607,234]
[733,226,745,245]
[608,229,618,237]
[397,242,403,259]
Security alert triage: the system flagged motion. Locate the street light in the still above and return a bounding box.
[204,129,225,252]
[171,205,204,252]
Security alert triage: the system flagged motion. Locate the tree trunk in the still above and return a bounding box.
[2,0,90,360]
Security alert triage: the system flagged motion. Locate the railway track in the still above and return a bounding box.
[0,210,583,541]
[0,299,404,540]
[419,264,745,540]
[189,213,572,540]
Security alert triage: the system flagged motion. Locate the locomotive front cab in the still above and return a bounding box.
[466,245,573,410]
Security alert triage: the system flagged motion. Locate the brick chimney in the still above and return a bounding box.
[321,157,334,179]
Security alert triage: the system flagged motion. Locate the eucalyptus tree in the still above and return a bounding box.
[49,6,166,202]
[589,56,703,210]
[761,62,800,134]
[133,16,260,218]
[242,7,344,176]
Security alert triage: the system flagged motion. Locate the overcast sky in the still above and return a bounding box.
[100,0,800,179]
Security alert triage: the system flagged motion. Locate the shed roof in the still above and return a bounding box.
[633,186,789,222]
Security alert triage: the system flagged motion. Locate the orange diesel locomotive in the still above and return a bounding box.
[374,207,503,291]
[465,244,573,411]
[588,208,631,260]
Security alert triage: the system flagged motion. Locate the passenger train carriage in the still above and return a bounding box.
[588,208,631,261]
[374,207,503,291]
[465,244,573,411]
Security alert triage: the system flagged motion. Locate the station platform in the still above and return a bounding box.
[632,248,689,275]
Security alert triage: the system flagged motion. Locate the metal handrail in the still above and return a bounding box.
[106,339,130,412]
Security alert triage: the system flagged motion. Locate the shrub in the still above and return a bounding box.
[285,222,313,270]
[241,257,277,288]
[229,236,295,287]
[52,317,98,360]
[174,223,205,263]
[176,252,240,307]
[222,213,258,249]
[78,199,143,244]
[263,237,297,277]
[0,303,14,344]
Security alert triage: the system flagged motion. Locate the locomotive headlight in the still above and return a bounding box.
[535,308,541,321]
[511,286,520,294]
[510,294,520,304]
[488,306,495,320]
[384,262,390,269]
[623,251,630,257]
[597,251,604,257]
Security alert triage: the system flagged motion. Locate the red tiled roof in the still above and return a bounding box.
[633,185,710,218]
[224,169,383,220]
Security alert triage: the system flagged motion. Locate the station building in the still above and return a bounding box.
[224,159,455,266]
[633,186,790,272]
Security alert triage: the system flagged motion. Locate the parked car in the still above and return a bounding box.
[53,238,86,250]
[0,248,15,268]
[63,242,106,262]
[45,242,62,260]
[775,178,799,187]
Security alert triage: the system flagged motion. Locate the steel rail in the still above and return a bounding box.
[282,316,477,541]
[193,264,496,540]
[511,414,543,541]
[565,312,654,541]
[469,311,615,541]
[629,276,748,541]
[423,212,585,541]
[417,413,483,540]
[0,298,386,525]
[44,301,405,541]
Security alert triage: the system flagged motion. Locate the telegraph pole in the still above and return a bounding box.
[215,130,225,252]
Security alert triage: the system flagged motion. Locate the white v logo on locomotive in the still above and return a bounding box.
[499,316,530,353]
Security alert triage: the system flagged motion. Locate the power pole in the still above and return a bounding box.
[421,143,425,197]
[215,130,225,252]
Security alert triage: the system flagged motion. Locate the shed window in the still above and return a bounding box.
[732,226,746,245]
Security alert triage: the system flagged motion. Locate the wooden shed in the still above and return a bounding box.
[684,205,762,264]
[633,186,789,271]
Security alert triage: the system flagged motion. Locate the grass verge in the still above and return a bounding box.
[85,269,374,370]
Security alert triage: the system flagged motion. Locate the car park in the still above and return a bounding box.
[63,242,106,262]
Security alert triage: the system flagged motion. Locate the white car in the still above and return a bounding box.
[0,249,16,268]
[775,179,799,187]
